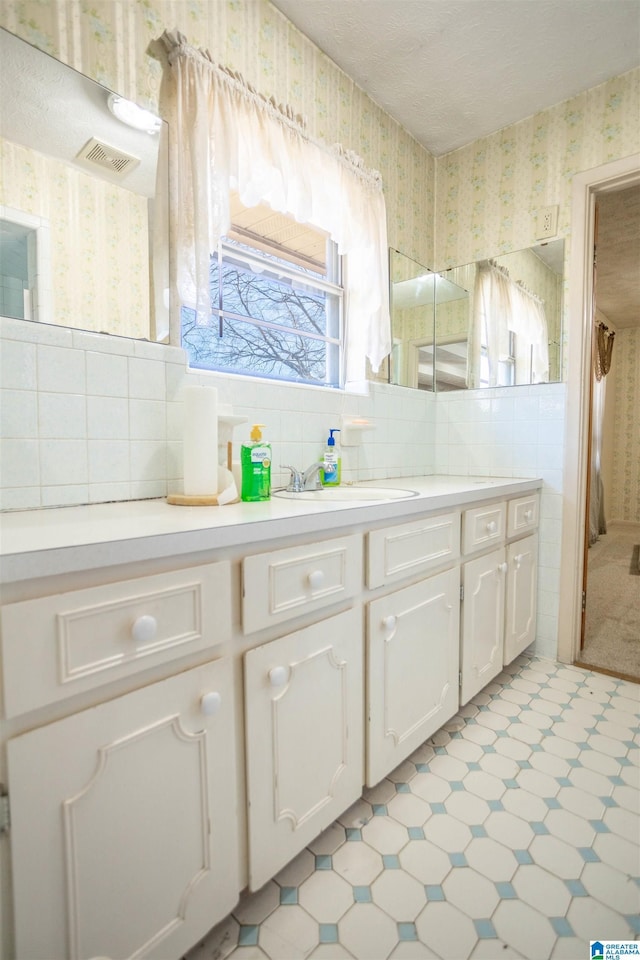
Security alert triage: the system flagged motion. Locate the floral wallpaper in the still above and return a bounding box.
[0,0,436,273]
[435,68,640,269]
[0,137,150,337]
[610,326,640,523]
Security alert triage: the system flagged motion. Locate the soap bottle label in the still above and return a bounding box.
[323,451,338,483]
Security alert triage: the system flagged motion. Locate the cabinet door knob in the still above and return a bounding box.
[514,554,524,569]
[131,614,157,644]
[486,520,498,534]
[269,665,288,687]
[524,509,533,522]
[382,615,397,638]
[498,562,508,574]
[201,691,222,716]
[307,569,325,591]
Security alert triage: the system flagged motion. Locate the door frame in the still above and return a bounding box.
[557,152,640,665]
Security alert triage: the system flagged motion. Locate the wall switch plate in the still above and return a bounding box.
[535,204,559,239]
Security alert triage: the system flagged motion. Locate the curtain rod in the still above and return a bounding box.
[159,29,384,191]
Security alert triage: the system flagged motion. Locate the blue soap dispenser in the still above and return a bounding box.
[321,428,341,486]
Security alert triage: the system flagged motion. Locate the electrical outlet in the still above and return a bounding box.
[535,204,558,239]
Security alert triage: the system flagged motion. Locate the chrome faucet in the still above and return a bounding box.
[281,461,329,492]
[302,461,327,491]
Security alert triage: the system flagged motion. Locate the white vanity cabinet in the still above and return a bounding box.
[460,493,539,704]
[8,658,239,960]
[366,568,460,786]
[0,478,542,960]
[0,561,239,960]
[460,545,507,703]
[241,536,364,890]
[365,512,461,786]
[244,607,363,890]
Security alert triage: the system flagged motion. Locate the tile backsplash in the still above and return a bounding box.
[0,318,436,510]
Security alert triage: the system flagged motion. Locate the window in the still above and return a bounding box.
[182,198,343,387]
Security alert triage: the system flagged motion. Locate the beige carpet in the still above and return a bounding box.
[579,521,640,680]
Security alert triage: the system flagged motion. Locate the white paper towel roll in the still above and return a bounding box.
[183,385,218,495]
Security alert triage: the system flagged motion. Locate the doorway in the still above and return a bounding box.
[557,153,640,673]
[575,183,640,682]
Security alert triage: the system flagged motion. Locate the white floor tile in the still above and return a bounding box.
[185,656,639,960]
[492,900,556,960]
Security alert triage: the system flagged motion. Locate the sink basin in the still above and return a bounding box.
[273,485,419,502]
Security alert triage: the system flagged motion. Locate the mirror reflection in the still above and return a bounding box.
[0,27,168,342]
[390,240,564,391]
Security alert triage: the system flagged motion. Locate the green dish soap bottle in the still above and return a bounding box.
[321,428,341,486]
[241,424,271,501]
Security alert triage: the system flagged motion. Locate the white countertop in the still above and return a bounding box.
[0,475,542,584]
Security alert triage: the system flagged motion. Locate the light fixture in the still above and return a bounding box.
[108,94,161,135]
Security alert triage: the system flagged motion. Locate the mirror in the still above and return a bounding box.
[390,239,564,391]
[0,28,168,342]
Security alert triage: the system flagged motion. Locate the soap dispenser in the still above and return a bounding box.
[241,424,271,502]
[321,429,341,486]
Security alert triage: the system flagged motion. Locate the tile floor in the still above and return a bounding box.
[185,655,640,960]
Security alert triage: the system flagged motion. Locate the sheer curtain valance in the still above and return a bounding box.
[159,30,391,382]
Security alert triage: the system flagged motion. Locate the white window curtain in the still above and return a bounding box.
[509,282,549,384]
[158,30,391,382]
[469,260,513,388]
[468,260,549,387]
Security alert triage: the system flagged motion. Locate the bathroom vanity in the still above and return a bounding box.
[0,474,540,960]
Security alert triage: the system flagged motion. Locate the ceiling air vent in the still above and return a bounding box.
[75,138,140,179]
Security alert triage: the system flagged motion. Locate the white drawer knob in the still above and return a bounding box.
[201,691,222,716]
[382,615,397,638]
[131,615,157,644]
[498,562,508,574]
[307,569,325,591]
[524,509,533,522]
[269,665,288,688]
[486,520,497,534]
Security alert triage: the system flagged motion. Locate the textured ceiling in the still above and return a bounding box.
[270,0,640,156]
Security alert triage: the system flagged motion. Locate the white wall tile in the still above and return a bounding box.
[37,344,86,394]
[0,485,41,510]
[88,482,131,503]
[88,440,129,484]
[128,357,166,400]
[1,315,72,347]
[0,338,37,389]
[130,441,167,481]
[129,399,166,440]
[38,393,87,439]
[86,351,129,397]
[41,484,90,507]
[0,438,39,487]
[1,389,38,438]
[87,396,129,439]
[40,439,88,485]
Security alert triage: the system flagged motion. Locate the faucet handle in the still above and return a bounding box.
[281,465,303,492]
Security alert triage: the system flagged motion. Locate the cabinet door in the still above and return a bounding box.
[244,607,363,890]
[8,659,239,960]
[366,567,460,787]
[504,534,538,664]
[460,547,506,704]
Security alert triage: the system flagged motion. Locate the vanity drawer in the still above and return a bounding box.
[1,561,230,718]
[462,501,506,555]
[507,493,540,538]
[367,511,460,589]
[242,534,362,634]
